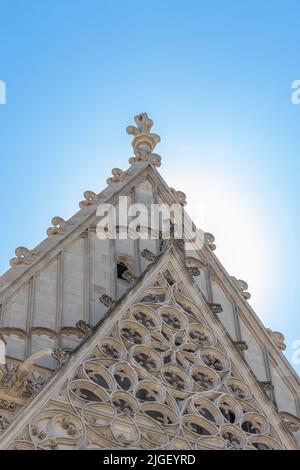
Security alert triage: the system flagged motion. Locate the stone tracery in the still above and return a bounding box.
[4,268,287,450]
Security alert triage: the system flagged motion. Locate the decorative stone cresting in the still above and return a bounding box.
[126,113,161,167]
[106,168,127,185]
[79,191,98,209]
[10,247,38,267]
[266,329,286,351]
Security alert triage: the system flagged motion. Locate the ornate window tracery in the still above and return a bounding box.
[3,270,288,450]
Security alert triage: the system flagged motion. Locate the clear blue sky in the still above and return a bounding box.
[0,0,299,373]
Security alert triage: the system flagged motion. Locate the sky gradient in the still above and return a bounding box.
[0,0,299,373]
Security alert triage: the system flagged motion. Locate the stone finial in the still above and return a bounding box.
[231,277,251,300]
[204,232,216,251]
[79,191,98,209]
[47,216,72,236]
[9,247,38,267]
[170,188,187,207]
[106,168,127,185]
[266,329,286,351]
[126,113,161,167]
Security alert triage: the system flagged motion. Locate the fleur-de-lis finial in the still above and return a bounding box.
[126,113,161,167]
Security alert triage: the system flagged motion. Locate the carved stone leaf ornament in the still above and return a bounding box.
[10,247,38,267]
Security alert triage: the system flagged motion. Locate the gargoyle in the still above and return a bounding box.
[5,348,52,397]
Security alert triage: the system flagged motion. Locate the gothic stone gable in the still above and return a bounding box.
[0,247,296,450]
